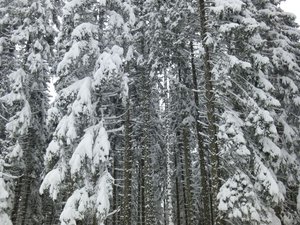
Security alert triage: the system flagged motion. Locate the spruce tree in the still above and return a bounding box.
[40,0,134,224]
[0,1,55,224]
[206,1,300,224]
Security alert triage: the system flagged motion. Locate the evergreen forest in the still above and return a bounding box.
[0,0,300,225]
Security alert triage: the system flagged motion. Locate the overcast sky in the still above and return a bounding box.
[281,0,300,24]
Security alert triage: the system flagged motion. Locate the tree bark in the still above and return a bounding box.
[183,126,194,225]
[190,40,212,225]
[174,150,181,225]
[123,98,133,225]
[197,1,221,224]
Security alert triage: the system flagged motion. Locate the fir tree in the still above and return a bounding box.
[40,0,134,224]
[0,1,55,224]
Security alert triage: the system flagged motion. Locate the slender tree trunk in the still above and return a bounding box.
[164,69,174,225]
[138,161,142,225]
[11,176,22,224]
[174,152,181,225]
[197,1,221,224]
[112,151,117,225]
[183,126,193,225]
[179,141,188,225]
[190,40,212,225]
[139,23,155,225]
[20,175,32,225]
[18,128,35,225]
[123,98,133,225]
[141,158,146,225]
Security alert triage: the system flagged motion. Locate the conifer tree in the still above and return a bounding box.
[206,1,300,224]
[0,1,299,225]
[253,1,300,223]
[40,0,134,224]
[0,1,55,224]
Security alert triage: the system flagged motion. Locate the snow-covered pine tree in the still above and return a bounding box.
[128,0,199,224]
[0,0,14,143]
[157,0,205,224]
[0,3,15,223]
[142,1,173,224]
[40,0,134,224]
[206,0,300,224]
[252,0,300,223]
[0,0,55,224]
[212,0,282,223]
[0,159,12,225]
[210,1,268,223]
[124,1,163,224]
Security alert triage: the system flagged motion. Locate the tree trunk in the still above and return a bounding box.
[183,126,193,225]
[112,150,117,225]
[178,138,188,225]
[11,176,22,224]
[174,151,181,225]
[190,40,212,225]
[197,1,221,224]
[20,175,32,225]
[141,157,146,225]
[123,98,133,225]
[164,68,174,225]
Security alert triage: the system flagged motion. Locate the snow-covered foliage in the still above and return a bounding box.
[1,69,31,137]
[0,0,299,224]
[213,0,300,223]
[40,0,135,224]
[218,171,268,224]
[0,160,12,225]
[0,0,55,224]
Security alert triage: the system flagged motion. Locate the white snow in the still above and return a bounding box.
[0,213,12,225]
[5,100,31,136]
[63,0,85,15]
[228,55,251,69]
[212,0,244,14]
[71,23,98,39]
[257,70,274,92]
[281,76,298,93]
[92,123,110,168]
[219,23,239,33]
[7,142,23,160]
[252,87,281,107]
[45,140,60,162]
[57,42,82,75]
[271,212,282,225]
[293,96,300,106]
[69,127,94,175]
[71,77,93,116]
[123,2,136,25]
[40,168,65,200]
[272,47,298,71]
[217,171,262,223]
[254,155,285,204]
[94,46,124,85]
[0,178,8,200]
[60,188,90,225]
[55,114,77,145]
[260,137,282,158]
[33,40,43,51]
[95,170,113,224]
[278,116,295,143]
[108,11,124,28]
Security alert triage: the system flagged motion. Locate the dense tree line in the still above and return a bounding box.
[0,0,299,225]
